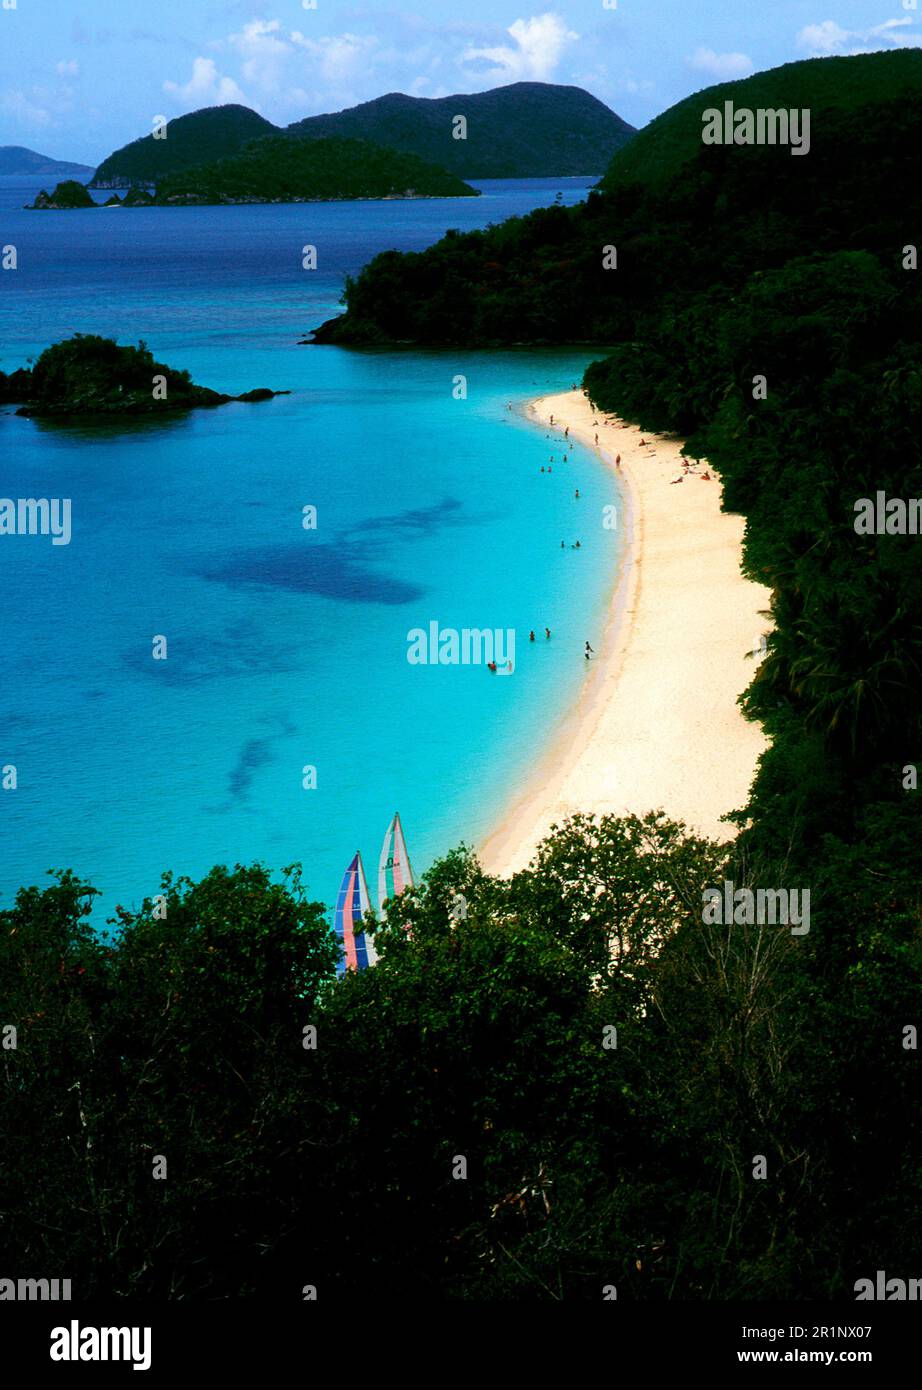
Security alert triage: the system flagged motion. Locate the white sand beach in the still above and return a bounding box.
[479,388,772,877]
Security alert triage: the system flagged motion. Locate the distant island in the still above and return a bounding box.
[152,135,477,204]
[0,335,289,417]
[90,84,634,187]
[0,144,95,178]
[30,137,477,207]
[27,180,96,210]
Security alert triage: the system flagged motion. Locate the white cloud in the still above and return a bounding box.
[463,13,579,82]
[163,57,248,108]
[796,16,922,56]
[56,59,80,77]
[291,31,382,87]
[689,46,754,79]
[1,89,52,128]
[225,19,291,91]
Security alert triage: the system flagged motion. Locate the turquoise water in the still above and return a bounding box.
[0,178,621,920]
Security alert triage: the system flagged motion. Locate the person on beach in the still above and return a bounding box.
[615,453,621,466]
[585,641,594,659]
[595,433,599,445]
[549,414,554,424]
[565,427,569,438]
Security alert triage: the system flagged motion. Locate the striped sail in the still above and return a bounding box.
[378,812,415,914]
[334,851,377,975]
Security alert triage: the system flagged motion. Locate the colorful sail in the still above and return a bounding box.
[334,851,377,975]
[378,811,415,914]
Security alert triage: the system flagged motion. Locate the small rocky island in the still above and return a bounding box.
[0,335,288,417]
[27,179,96,210]
[26,182,157,210]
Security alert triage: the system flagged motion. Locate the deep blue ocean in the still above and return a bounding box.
[0,174,622,923]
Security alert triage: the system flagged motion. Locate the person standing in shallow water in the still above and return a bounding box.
[585,641,594,660]
[545,627,551,640]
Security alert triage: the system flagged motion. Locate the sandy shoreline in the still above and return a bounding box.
[479,389,772,877]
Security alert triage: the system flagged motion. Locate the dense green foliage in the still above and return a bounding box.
[286,82,634,179]
[154,135,477,204]
[315,50,922,344]
[91,104,276,187]
[0,335,282,415]
[2,803,919,1299]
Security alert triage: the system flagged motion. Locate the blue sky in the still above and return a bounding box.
[1,0,920,162]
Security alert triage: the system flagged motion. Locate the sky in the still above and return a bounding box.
[1,0,920,163]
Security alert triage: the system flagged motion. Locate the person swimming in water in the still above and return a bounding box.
[575,489,580,499]
[529,630,536,642]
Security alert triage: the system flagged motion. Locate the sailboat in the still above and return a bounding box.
[334,851,377,975]
[378,811,415,914]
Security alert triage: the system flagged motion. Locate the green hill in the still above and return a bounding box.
[313,50,922,346]
[90,104,277,187]
[91,85,633,187]
[286,83,634,178]
[603,49,922,189]
[153,135,477,204]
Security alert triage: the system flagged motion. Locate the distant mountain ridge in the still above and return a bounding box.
[90,84,634,186]
[286,84,635,178]
[0,146,94,177]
